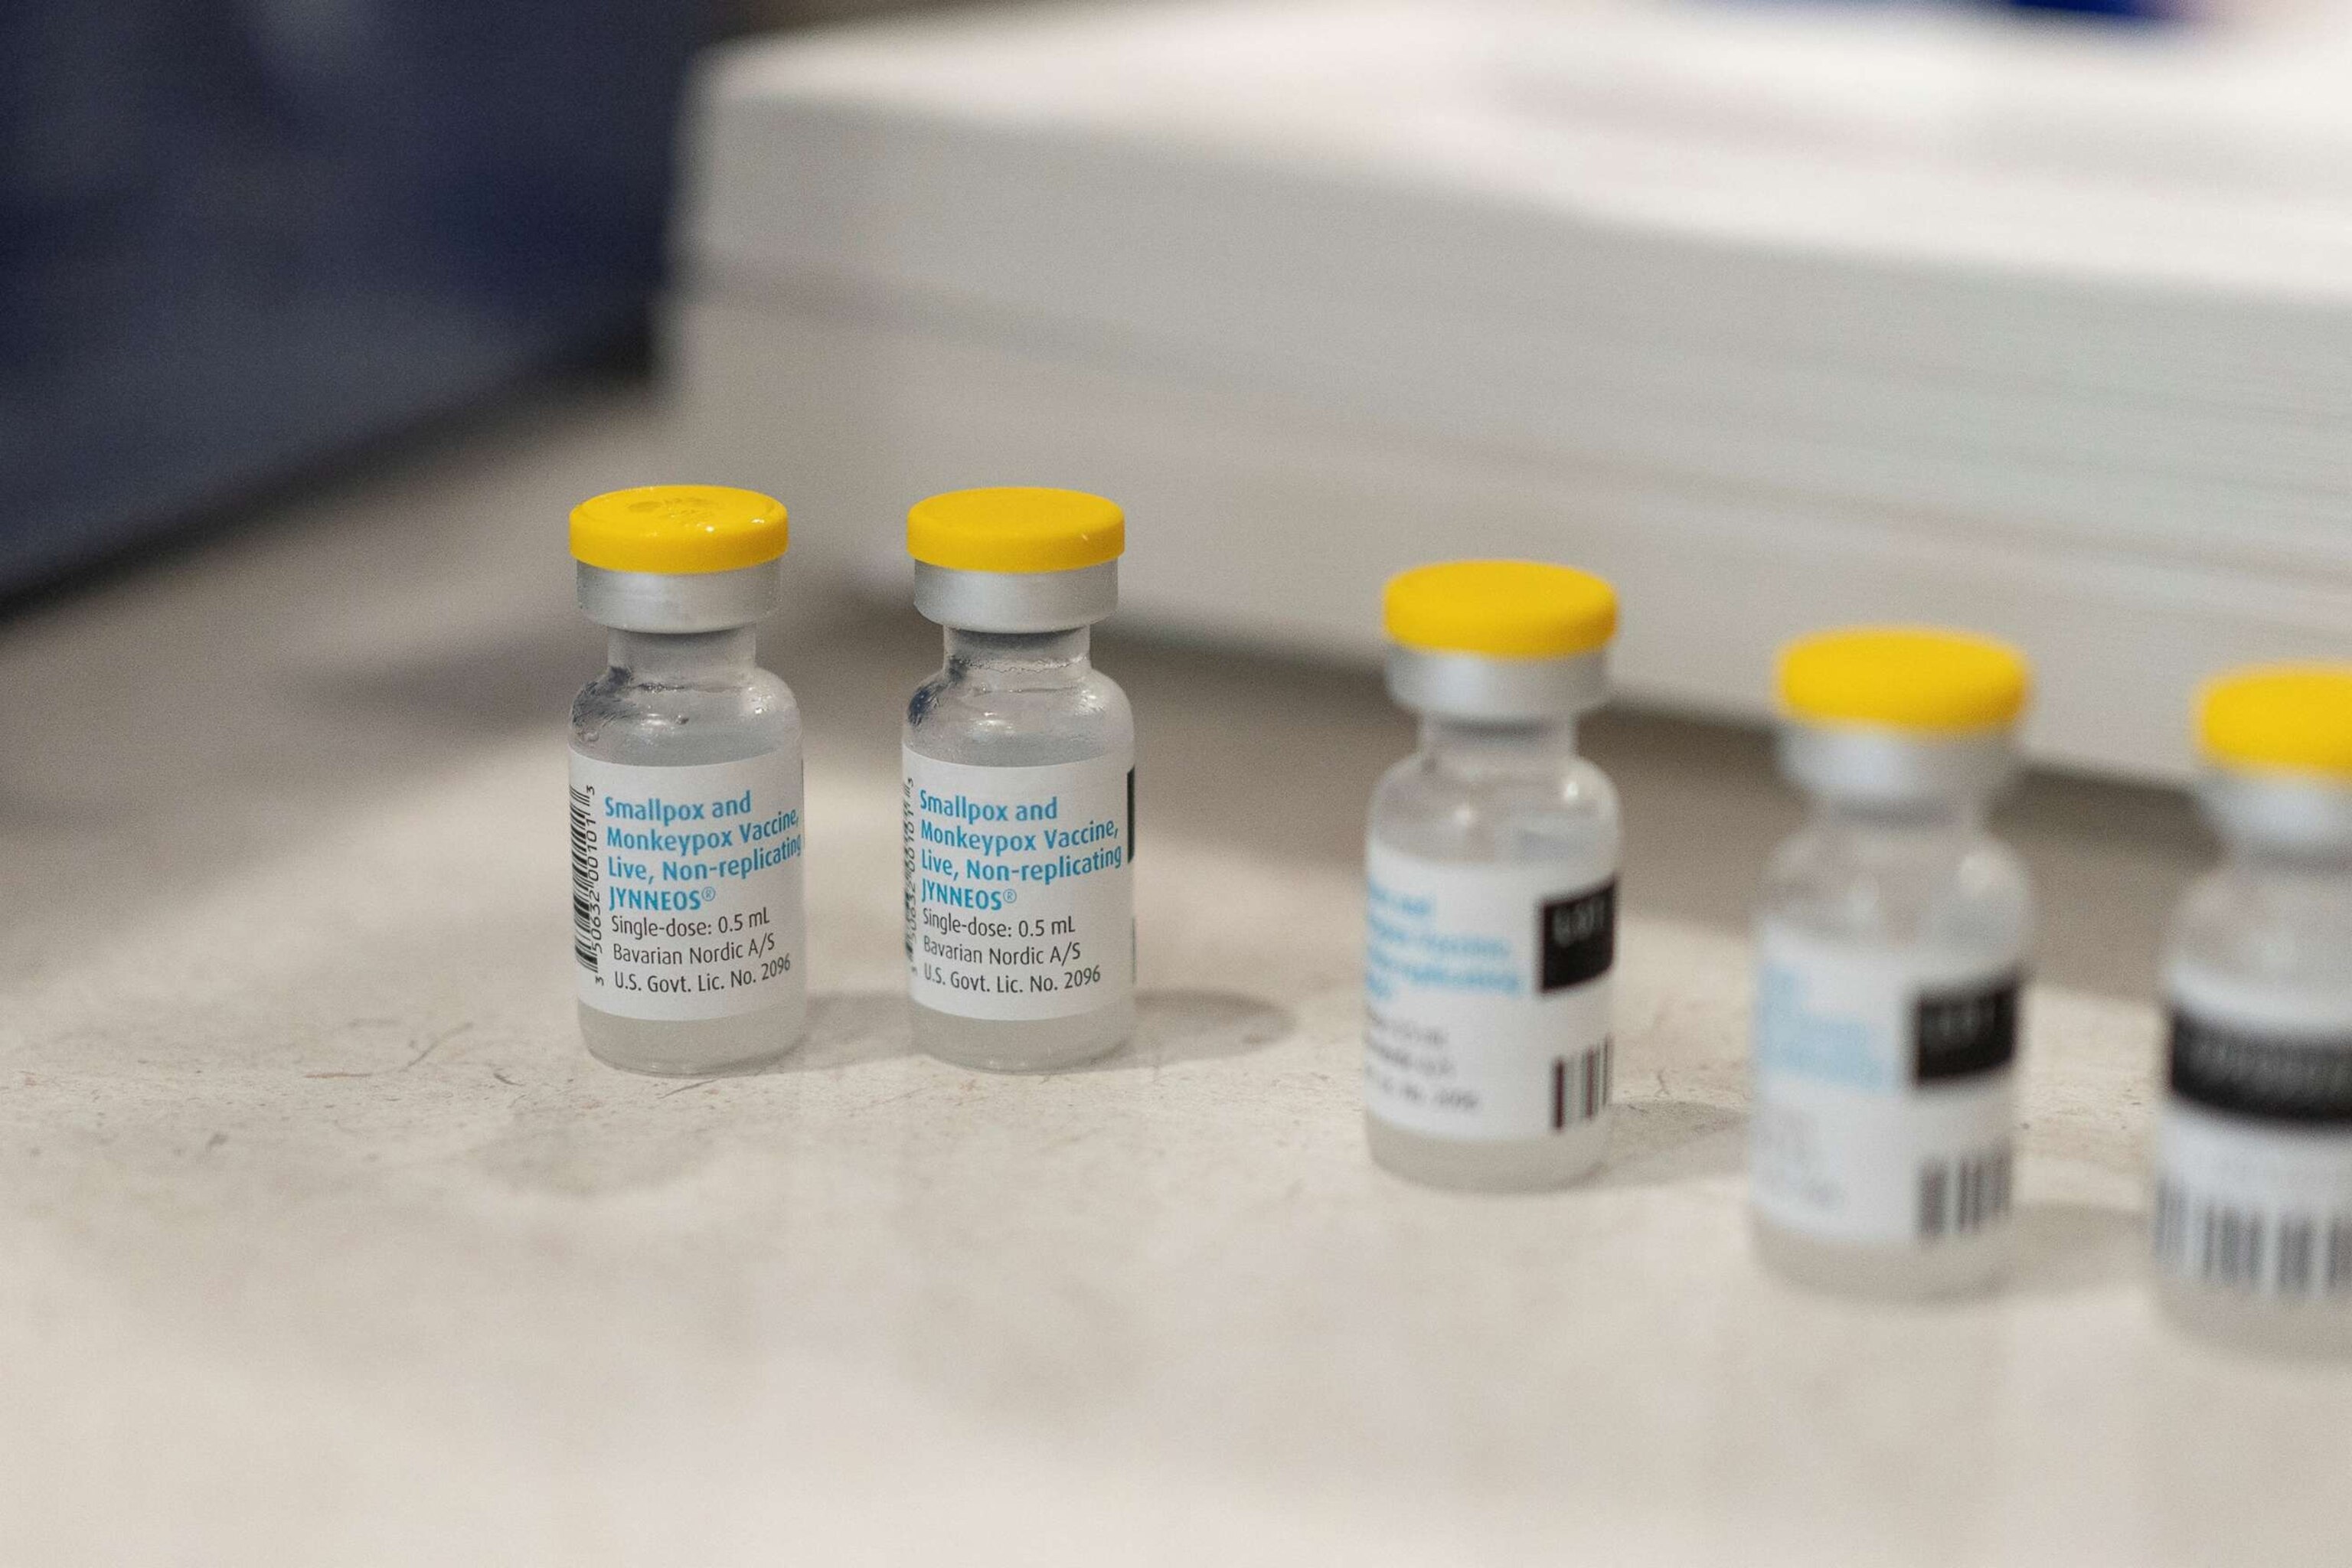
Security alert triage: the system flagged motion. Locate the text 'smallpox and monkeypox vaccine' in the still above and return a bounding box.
[567,486,806,1076]
[901,488,1135,1072]
[1364,561,1622,1191]
[1750,628,2033,1298]
[2154,666,2352,1357]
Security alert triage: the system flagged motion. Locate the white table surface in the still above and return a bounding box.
[2,393,2347,1566]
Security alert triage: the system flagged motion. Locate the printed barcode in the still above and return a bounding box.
[901,776,916,960]
[1917,1145,2012,1241]
[569,783,600,973]
[2152,1179,2352,1296]
[1550,1037,1612,1132]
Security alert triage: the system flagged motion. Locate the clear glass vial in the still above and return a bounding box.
[567,485,806,1076]
[1751,628,2033,1298]
[2154,666,2352,1357]
[902,488,1135,1072]
[1364,560,1622,1191]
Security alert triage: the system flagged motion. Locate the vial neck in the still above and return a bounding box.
[1811,792,1984,838]
[2204,774,2352,873]
[943,626,1092,689]
[607,626,758,680]
[1419,716,1580,781]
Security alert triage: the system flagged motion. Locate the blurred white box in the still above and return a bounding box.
[672,0,2352,779]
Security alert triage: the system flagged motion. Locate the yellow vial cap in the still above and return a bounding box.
[2199,665,2352,781]
[1383,560,1618,660]
[1779,626,2030,735]
[907,487,1125,574]
[570,485,789,575]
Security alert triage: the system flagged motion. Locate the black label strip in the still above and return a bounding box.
[1538,880,1616,994]
[2168,1011,2352,1125]
[1912,975,2020,1084]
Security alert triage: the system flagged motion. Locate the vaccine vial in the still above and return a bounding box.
[2154,666,2352,1356]
[1364,561,1622,1191]
[567,485,807,1076]
[1749,628,2032,1296]
[902,488,1135,1072]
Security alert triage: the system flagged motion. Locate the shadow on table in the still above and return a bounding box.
[1592,1098,1746,1189]
[2010,1200,2144,1298]
[1079,989,1293,1073]
[771,992,913,1073]
[774,988,1292,1076]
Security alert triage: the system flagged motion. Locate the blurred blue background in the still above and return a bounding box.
[0,0,2189,600]
[0,0,706,592]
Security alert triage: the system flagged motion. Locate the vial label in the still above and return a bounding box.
[902,748,1135,1021]
[1749,925,2019,1247]
[568,752,805,1021]
[2152,982,2352,1298]
[1362,844,1616,1142]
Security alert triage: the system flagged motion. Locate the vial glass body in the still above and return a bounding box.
[1752,791,2030,1296]
[571,627,806,1074]
[1366,717,1621,1189]
[2157,808,2352,1356]
[903,627,1135,1071]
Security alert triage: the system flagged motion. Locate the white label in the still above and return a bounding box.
[568,751,805,1021]
[1362,844,1616,1142]
[1749,924,2019,1247]
[2152,966,2352,1297]
[2154,1108,2352,1297]
[902,748,1134,1021]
